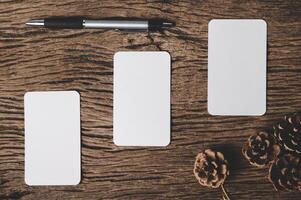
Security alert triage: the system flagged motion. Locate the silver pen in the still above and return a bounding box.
[26,17,174,32]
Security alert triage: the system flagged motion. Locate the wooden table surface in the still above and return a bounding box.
[1,0,301,199]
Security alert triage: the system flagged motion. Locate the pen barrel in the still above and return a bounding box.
[44,17,83,29]
[83,20,148,30]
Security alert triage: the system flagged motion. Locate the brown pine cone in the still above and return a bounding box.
[193,149,229,188]
[273,113,301,154]
[242,131,280,168]
[268,154,301,191]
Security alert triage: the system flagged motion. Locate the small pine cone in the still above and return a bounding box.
[193,149,229,188]
[242,131,280,168]
[273,113,301,154]
[268,154,301,191]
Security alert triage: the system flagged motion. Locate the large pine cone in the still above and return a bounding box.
[273,113,301,154]
[193,149,229,188]
[242,131,280,168]
[269,154,301,191]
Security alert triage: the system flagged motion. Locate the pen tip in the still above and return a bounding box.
[26,19,44,26]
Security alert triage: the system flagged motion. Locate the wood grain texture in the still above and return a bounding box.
[1,0,301,199]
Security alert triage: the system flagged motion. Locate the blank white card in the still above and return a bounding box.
[114,51,170,146]
[208,19,267,116]
[25,91,81,185]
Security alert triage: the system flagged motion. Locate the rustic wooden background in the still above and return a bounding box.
[1,0,301,199]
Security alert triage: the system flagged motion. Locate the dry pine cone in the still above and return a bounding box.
[273,113,301,154]
[269,154,301,191]
[193,149,229,188]
[242,131,280,168]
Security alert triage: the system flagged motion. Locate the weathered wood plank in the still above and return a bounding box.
[1,0,301,199]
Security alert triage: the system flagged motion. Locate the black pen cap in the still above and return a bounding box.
[148,20,174,31]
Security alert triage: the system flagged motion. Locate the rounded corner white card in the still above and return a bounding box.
[24,91,81,185]
[113,51,170,146]
[208,19,267,116]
